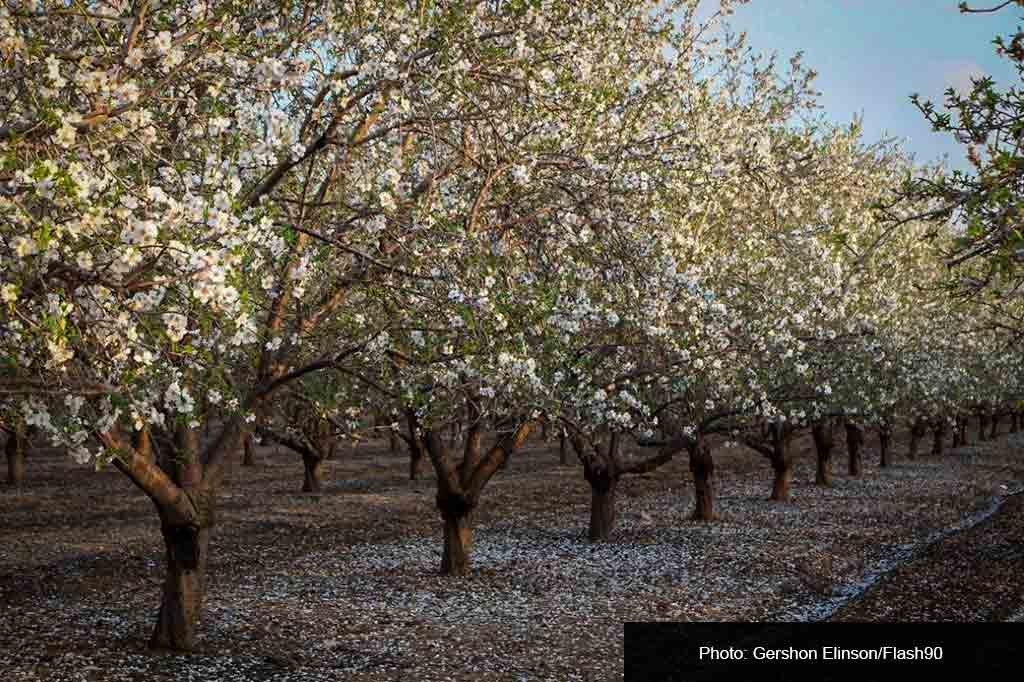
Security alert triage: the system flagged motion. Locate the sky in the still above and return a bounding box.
[711,0,1020,171]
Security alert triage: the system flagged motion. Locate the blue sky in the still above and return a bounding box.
[713,0,1020,171]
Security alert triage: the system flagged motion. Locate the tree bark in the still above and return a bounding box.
[150,519,210,651]
[438,494,474,576]
[302,454,325,493]
[1012,412,1021,433]
[559,430,570,466]
[5,421,26,486]
[688,441,715,521]
[956,417,967,447]
[845,421,864,477]
[878,424,892,468]
[242,433,256,467]
[990,414,1000,440]
[811,419,834,486]
[978,413,990,442]
[585,466,619,542]
[406,410,425,480]
[908,419,926,460]
[770,456,792,502]
[932,422,946,457]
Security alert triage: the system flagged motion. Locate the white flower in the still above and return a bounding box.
[162,313,188,342]
[154,30,173,54]
[125,47,144,69]
[55,119,76,148]
[12,236,38,258]
[0,283,17,303]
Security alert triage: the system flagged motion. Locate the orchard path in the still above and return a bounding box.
[830,487,1024,621]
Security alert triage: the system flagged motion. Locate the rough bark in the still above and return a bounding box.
[1012,412,1021,433]
[174,424,202,488]
[438,494,474,576]
[908,419,926,460]
[932,422,947,457]
[956,417,967,447]
[242,433,256,466]
[770,456,792,502]
[811,419,834,486]
[978,413,990,442]
[688,440,715,521]
[845,420,864,477]
[406,409,425,481]
[559,431,570,466]
[150,521,210,651]
[990,414,1000,440]
[5,421,26,486]
[878,424,893,468]
[769,425,793,502]
[585,465,619,542]
[302,454,326,493]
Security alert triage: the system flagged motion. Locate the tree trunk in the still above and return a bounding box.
[388,430,399,454]
[811,420,834,486]
[932,423,946,457]
[956,417,967,447]
[878,425,892,468]
[990,415,1000,440]
[406,409,424,481]
[845,421,864,477]
[908,420,926,460]
[150,521,210,651]
[978,414,990,442]
[559,431,570,466]
[5,423,26,486]
[688,443,715,521]
[585,467,619,542]
[1012,412,1020,433]
[770,456,792,502]
[242,433,256,467]
[302,455,325,493]
[438,495,474,576]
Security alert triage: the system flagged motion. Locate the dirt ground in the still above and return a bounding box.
[2,427,1024,681]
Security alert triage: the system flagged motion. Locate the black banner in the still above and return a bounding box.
[625,622,1021,681]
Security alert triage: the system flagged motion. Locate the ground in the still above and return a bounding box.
[2,428,1023,681]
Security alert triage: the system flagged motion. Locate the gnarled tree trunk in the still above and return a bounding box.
[811,419,834,486]
[150,519,211,650]
[585,464,619,542]
[845,420,864,477]
[302,454,326,493]
[438,492,474,576]
[770,455,792,502]
[688,440,715,521]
